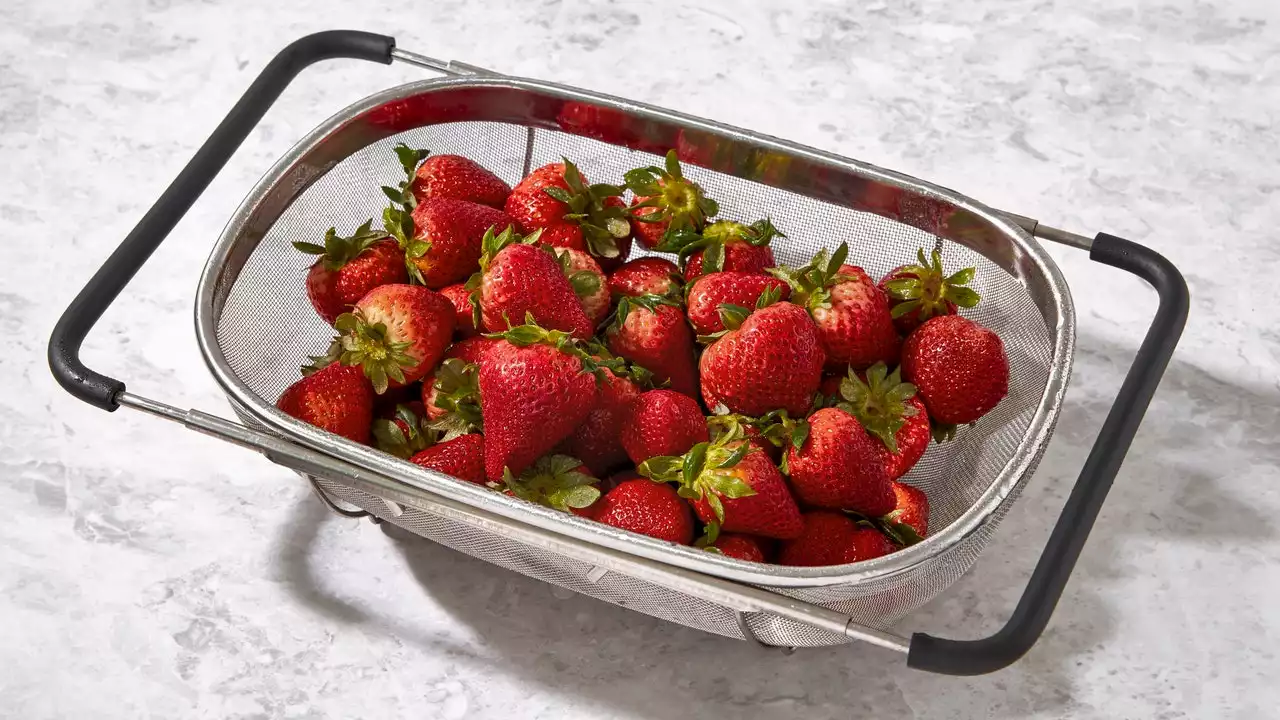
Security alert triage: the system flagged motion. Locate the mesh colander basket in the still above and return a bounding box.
[49,32,1189,675]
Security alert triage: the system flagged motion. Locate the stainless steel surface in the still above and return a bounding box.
[191,71,1077,647]
[389,47,485,76]
[1035,223,1095,251]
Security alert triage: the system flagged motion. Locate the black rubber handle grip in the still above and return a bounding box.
[48,30,395,411]
[907,233,1190,675]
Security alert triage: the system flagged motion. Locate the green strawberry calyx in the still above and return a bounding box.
[844,509,925,548]
[484,313,629,380]
[426,358,484,440]
[638,429,759,529]
[607,293,683,334]
[292,219,388,271]
[659,218,785,277]
[882,247,981,321]
[371,404,437,459]
[833,362,919,454]
[625,150,719,240]
[695,284,784,344]
[305,310,417,395]
[548,247,604,301]
[498,455,601,512]
[380,143,432,285]
[767,241,856,312]
[544,157,630,259]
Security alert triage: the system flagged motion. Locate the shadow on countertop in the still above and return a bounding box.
[275,331,1279,719]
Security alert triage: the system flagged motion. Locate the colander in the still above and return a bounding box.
[49,31,1188,675]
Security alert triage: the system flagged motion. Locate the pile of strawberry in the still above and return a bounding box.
[278,145,1010,567]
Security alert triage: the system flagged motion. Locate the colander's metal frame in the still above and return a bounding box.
[48,31,1189,675]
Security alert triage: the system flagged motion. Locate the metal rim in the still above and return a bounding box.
[195,75,1075,588]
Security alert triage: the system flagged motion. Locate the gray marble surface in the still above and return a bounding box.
[3,0,1278,717]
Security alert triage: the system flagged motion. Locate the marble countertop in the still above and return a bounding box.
[4,0,1278,717]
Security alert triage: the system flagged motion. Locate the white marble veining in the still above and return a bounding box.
[2,0,1278,717]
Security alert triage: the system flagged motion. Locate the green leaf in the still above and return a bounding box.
[890,299,922,318]
[792,419,810,450]
[947,286,981,307]
[558,484,601,509]
[568,270,602,297]
[407,240,431,259]
[664,149,681,178]
[683,442,709,486]
[717,303,750,331]
[292,241,326,255]
[707,472,755,499]
[946,266,976,285]
[707,493,725,523]
[543,186,574,203]
[703,242,725,274]
[715,442,749,469]
[756,284,782,309]
[638,455,682,481]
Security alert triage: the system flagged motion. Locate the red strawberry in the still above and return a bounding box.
[294,221,408,325]
[685,271,791,336]
[699,301,824,417]
[829,363,931,481]
[786,407,895,516]
[678,219,780,281]
[608,257,682,300]
[778,511,894,567]
[402,198,514,289]
[276,363,374,444]
[640,438,803,540]
[880,248,981,334]
[605,295,699,399]
[900,315,1008,426]
[313,284,455,394]
[504,160,632,271]
[593,479,694,545]
[477,325,599,480]
[620,389,709,465]
[886,481,929,538]
[471,226,595,340]
[371,401,434,459]
[443,336,497,365]
[771,243,900,370]
[500,454,603,514]
[410,154,511,209]
[439,283,478,338]
[410,433,486,484]
[623,150,718,249]
[563,365,642,476]
[552,247,611,327]
[710,533,769,562]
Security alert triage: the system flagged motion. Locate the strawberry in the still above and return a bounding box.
[885,481,929,539]
[477,323,599,480]
[439,283,479,338]
[402,199,515,289]
[409,433,486,484]
[552,247,611,328]
[605,295,699,399]
[640,434,803,540]
[685,271,790,336]
[770,243,900,370]
[442,336,497,365]
[276,363,375,444]
[469,226,595,340]
[294,221,408,325]
[672,219,781,281]
[608,257,682,300]
[623,150,718,249]
[829,363,931,481]
[880,248,981,334]
[371,402,435,459]
[499,454,603,515]
[778,511,894,567]
[785,407,895,516]
[409,153,511,209]
[503,160,632,271]
[311,284,455,394]
[699,301,824,417]
[593,479,694,544]
[620,389,709,465]
[708,533,769,562]
[562,364,642,476]
[900,315,1008,427]
[421,357,483,439]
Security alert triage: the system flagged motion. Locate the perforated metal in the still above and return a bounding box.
[205,93,1064,646]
